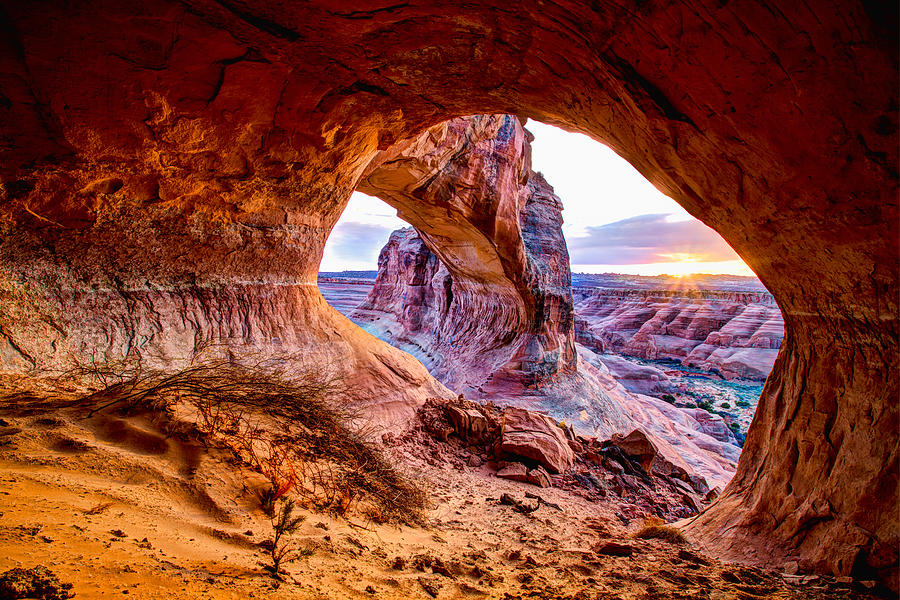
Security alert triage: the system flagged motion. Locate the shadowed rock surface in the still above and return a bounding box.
[0,0,896,586]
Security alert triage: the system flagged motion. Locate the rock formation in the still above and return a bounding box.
[0,0,895,586]
[357,115,575,392]
[575,289,784,380]
[498,406,576,474]
[355,115,664,439]
[353,223,743,488]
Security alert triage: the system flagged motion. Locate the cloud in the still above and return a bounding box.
[326,221,395,261]
[566,214,741,265]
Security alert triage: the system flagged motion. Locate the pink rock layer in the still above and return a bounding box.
[575,289,784,380]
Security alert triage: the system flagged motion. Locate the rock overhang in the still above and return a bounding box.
[0,0,896,587]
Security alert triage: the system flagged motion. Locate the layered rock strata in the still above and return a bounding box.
[0,0,895,585]
[357,115,575,392]
[575,289,784,380]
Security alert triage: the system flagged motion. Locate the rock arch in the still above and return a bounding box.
[0,0,896,585]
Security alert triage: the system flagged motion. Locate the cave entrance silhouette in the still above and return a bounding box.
[0,0,896,586]
[319,115,779,449]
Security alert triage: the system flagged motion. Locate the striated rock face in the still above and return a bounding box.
[356,115,575,393]
[354,116,656,440]
[0,0,896,586]
[575,289,784,380]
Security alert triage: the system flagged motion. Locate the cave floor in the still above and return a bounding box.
[0,397,881,600]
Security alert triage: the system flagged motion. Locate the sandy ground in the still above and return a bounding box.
[0,398,884,600]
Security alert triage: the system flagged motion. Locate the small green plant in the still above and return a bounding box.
[719,402,731,409]
[696,400,714,412]
[736,400,751,408]
[266,498,306,579]
[661,394,677,404]
[728,422,741,433]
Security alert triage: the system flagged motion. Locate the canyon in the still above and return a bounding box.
[574,288,784,380]
[0,0,896,594]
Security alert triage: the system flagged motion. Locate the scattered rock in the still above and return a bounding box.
[417,576,441,598]
[467,455,483,468]
[430,558,453,578]
[603,430,657,473]
[499,493,539,514]
[782,560,799,575]
[593,541,635,557]
[523,491,561,511]
[446,405,489,443]
[526,467,552,488]
[0,566,74,600]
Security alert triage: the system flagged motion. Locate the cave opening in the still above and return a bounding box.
[0,0,895,593]
[318,117,784,489]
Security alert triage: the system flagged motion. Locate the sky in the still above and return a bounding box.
[319,121,754,276]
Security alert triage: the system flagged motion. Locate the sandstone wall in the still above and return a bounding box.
[354,115,638,437]
[0,0,895,585]
[356,115,574,393]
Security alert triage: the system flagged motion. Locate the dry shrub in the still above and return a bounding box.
[60,355,426,524]
[634,517,687,544]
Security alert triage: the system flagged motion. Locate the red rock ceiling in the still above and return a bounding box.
[0,0,896,586]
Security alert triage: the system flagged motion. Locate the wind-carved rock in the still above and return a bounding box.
[356,115,575,394]
[357,116,695,442]
[0,0,895,586]
[352,115,747,493]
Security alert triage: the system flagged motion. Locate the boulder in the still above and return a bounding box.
[526,466,552,488]
[445,405,489,443]
[604,430,658,473]
[496,462,528,482]
[498,407,574,474]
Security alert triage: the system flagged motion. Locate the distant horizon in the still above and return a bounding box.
[318,268,763,280]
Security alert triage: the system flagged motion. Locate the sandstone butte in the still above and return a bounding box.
[0,0,896,590]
